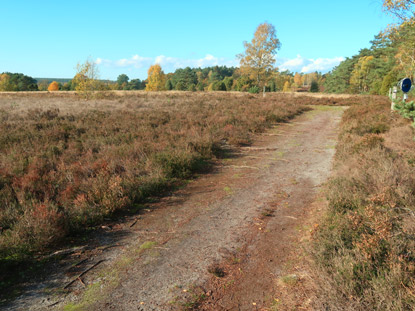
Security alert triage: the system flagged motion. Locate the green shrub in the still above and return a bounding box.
[175,82,185,91]
[248,86,260,94]
[188,84,197,92]
[395,100,415,127]
[212,81,226,91]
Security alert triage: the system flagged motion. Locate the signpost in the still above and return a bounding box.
[391,78,412,111]
[400,78,411,103]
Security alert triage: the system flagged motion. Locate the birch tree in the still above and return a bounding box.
[0,74,13,91]
[238,22,281,96]
[145,64,166,91]
[383,0,415,20]
[73,58,100,99]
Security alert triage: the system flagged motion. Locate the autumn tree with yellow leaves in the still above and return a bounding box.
[48,81,60,92]
[383,0,415,20]
[293,73,303,87]
[283,81,291,92]
[73,58,100,99]
[350,55,375,92]
[0,74,13,91]
[145,64,166,91]
[238,22,281,96]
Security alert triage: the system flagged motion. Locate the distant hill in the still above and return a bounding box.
[36,78,114,84]
[35,78,72,84]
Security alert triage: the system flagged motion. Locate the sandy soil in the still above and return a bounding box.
[4,105,344,311]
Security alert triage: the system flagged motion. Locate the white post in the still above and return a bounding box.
[391,86,397,111]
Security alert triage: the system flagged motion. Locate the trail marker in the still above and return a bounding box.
[391,78,412,111]
[400,78,411,93]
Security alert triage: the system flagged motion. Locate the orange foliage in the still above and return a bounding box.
[48,81,59,92]
[294,73,303,86]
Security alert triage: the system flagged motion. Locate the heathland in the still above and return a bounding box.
[1,92,311,265]
[3,91,414,311]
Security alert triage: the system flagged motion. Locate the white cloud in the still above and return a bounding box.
[96,54,239,73]
[280,54,306,68]
[300,57,345,73]
[277,55,344,73]
[114,55,153,68]
[96,54,343,80]
[95,58,112,66]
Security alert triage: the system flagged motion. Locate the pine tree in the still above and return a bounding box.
[310,80,319,92]
[165,79,173,90]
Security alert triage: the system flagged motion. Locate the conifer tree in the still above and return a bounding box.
[310,80,319,92]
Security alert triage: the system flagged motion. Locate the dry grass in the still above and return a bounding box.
[312,96,415,310]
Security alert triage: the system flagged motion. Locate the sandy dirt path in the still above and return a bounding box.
[5,106,343,311]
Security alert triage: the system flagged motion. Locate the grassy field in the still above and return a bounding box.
[312,96,415,310]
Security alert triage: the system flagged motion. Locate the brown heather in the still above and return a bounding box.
[0,91,397,300]
[312,97,415,310]
[0,91,317,262]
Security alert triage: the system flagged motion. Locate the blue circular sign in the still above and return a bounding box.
[400,78,412,93]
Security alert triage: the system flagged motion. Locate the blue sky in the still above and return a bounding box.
[1,0,394,80]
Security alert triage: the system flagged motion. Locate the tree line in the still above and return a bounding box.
[0,67,323,94]
[10,7,415,97]
[143,64,322,93]
[1,22,325,95]
[144,23,322,93]
[324,0,415,95]
[0,73,38,91]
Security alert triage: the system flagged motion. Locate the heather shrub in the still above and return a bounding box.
[0,92,308,262]
[153,150,203,179]
[313,99,415,310]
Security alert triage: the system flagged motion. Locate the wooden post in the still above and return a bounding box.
[391,86,397,111]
